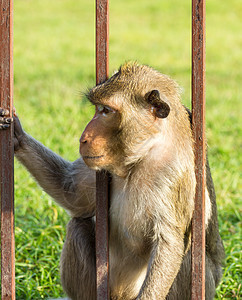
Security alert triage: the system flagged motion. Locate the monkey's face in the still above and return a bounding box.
[80,63,176,177]
[79,91,171,177]
[79,102,125,176]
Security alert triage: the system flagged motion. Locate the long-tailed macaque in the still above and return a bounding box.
[0,62,224,299]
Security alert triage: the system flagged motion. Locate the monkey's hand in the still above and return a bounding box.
[0,107,26,152]
[0,108,13,129]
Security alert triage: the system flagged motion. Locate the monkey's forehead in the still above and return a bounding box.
[87,63,157,95]
[86,71,151,105]
[86,63,181,108]
[86,86,131,110]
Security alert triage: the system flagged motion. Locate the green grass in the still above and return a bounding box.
[5,0,242,298]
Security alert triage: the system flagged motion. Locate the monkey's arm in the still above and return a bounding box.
[137,222,185,300]
[14,116,96,217]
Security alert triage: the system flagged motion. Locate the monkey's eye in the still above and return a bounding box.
[96,104,115,116]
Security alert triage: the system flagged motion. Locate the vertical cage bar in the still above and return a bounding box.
[191,0,206,299]
[0,0,15,299]
[95,0,110,299]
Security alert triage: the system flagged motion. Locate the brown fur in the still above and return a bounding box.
[0,62,224,299]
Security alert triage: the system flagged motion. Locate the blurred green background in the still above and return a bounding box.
[10,0,242,298]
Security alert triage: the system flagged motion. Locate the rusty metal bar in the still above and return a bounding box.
[0,0,15,299]
[95,0,110,299]
[191,0,206,299]
[96,0,109,85]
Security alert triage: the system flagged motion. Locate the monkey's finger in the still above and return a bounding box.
[0,124,10,129]
[0,108,10,116]
[0,117,13,123]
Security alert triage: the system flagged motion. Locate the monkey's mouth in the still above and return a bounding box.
[82,155,104,160]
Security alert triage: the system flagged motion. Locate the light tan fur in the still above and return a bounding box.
[0,62,224,299]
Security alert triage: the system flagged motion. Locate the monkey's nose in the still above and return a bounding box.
[80,132,90,144]
[79,134,88,155]
[80,136,87,144]
[80,137,87,144]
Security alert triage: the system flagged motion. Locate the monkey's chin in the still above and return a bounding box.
[81,155,106,170]
[82,155,128,177]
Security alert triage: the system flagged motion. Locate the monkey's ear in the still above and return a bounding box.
[145,90,170,119]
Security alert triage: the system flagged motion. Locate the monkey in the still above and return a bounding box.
[0,62,224,299]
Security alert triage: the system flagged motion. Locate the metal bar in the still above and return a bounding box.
[191,0,206,299]
[96,0,109,85]
[0,0,15,299]
[95,171,110,300]
[95,0,110,299]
